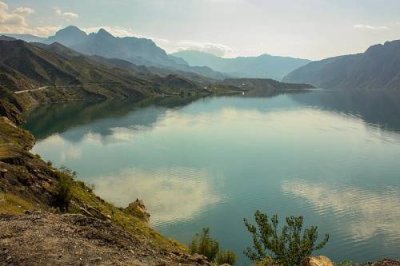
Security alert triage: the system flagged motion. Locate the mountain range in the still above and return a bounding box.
[283,40,400,90]
[0,39,208,107]
[45,26,225,80]
[172,50,310,80]
[3,26,312,81]
[3,26,400,91]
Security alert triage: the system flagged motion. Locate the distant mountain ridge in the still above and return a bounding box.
[2,26,224,80]
[172,50,311,80]
[44,26,225,80]
[283,40,400,90]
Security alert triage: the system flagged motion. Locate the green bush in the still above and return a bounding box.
[189,228,219,261]
[189,228,237,265]
[216,250,237,265]
[244,210,329,266]
[53,166,76,212]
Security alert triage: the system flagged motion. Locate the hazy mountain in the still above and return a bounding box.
[172,50,311,80]
[47,25,87,46]
[283,40,400,90]
[0,35,17,41]
[0,33,46,43]
[42,26,224,80]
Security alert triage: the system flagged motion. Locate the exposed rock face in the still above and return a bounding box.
[0,212,210,266]
[302,256,334,266]
[124,199,151,223]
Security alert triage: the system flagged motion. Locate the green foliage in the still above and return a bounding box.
[189,228,219,261]
[216,250,237,265]
[244,210,329,266]
[53,166,76,212]
[189,228,237,265]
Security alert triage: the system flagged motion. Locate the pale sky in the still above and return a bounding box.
[1,0,400,60]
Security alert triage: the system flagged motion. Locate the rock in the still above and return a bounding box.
[189,253,211,265]
[302,256,334,266]
[124,199,150,223]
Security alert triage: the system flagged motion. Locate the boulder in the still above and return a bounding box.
[124,199,150,223]
[302,256,334,266]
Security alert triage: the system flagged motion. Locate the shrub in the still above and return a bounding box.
[53,167,76,212]
[189,228,219,261]
[244,210,329,266]
[216,250,237,265]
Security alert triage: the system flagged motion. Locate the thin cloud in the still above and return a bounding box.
[353,24,389,30]
[175,40,234,57]
[55,8,79,20]
[0,1,59,37]
[15,7,35,16]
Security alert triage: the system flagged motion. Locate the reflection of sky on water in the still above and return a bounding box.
[30,92,400,262]
[282,180,400,242]
[92,167,220,226]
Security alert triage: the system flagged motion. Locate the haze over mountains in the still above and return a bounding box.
[173,50,310,80]
[43,26,224,80]
[2,25,400,91]
[284,40,400,90]
[2,26,310,81]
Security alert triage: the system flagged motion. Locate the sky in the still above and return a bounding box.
[1,0,400,60]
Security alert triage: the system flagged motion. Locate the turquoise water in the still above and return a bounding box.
[26,91,400,264]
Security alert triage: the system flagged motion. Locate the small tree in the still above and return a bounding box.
[216,250,237,265]
[189,228,219,261]
[244,210,329,266]
[53,166,76,212]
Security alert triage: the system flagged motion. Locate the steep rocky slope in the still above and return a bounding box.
[283,40,400,90]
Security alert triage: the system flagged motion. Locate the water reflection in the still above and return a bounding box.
[290,90,400,132]
[24,97,200,141]
[92,167,221,226]
[26,90,400,262]
[282,180,400,241]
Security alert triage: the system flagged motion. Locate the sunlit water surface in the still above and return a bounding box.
[26,91,400,264]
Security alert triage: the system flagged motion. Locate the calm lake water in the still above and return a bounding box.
[25,90,400,264]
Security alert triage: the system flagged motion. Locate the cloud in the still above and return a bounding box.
[93,167,221,225]
[55,8,79,20]
[174,40,234,57]
[282,180,400,241]
[0,1,59,36]
[0,1,29,29]
[83,26,137,37]
[353,24,389,30]
[15,7,35,16]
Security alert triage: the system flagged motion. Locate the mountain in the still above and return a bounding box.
[219,78,313,96]
[47,25,87,46]
[0,35,17,41]
[283,40,400,90]
[0,40,205,107]
[43,26,224,80]
[0,33,46,43]
[172,50,311,80]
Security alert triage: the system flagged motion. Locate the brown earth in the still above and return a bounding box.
[0,212,210,266]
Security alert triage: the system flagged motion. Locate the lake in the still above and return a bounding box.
[25,90,400,264]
